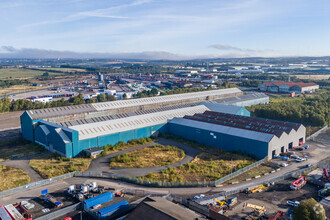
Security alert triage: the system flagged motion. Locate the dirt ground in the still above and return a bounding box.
[315,128,330,143]
[226,178,323,219]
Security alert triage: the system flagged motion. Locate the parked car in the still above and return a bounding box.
[296,158,306,162]
[296,147,304,151]
[303,145,309,149]
[306,163,312,168]
[291,155,300,159]
[282,163,289,167]
[282,156,290,161]
[287,200,300,207]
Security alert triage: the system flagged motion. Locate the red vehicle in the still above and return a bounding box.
[323,168,330,181]
[290,176,306,190]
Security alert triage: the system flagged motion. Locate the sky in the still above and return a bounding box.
[0,0,329,59]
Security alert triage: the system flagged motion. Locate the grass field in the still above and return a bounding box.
[0,68,61,79]
[293,74,330,80]
[0,85,49,96]
[0,139,46,161]
[0,165,31,191]
[141,152,254,182]
[109,145,185,168]
[37,68,87,72]
[29,154,91,179]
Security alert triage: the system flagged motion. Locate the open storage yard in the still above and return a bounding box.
[29,154,91,179]
[109,145,185,168]
[224,179,323,219]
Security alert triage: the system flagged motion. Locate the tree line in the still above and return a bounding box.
[250,93,329,126]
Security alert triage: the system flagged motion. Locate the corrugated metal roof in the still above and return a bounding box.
[214,92,268,106]
[182,111,302,138]
[39,125,50,136]
[91,88,241,111]
[59,103,199,127]
[70,105,209,140]
[169,117,275,143]
[55,128,71,143]
[200,102,242,115]
[28,104,97,120]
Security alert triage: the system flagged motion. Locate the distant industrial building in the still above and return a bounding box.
[214,92,269,107]
[258,81,319,93]
[168,111,305,159]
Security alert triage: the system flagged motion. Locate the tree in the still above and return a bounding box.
[42,72,50,77]
[122,93,127,100]
[293,198,326,220]
[97,93,107,102]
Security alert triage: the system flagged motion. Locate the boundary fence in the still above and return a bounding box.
[224,165,317,196]
[214,158,267,186]
[0,172,75,199]
[0,157,268,198]
[306,125,328,141]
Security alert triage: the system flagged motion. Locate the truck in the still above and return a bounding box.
[4,204,24,220]
[323,168,330,181]
[290,176,306,190]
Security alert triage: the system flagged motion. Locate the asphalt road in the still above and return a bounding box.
[88,138,201,177]
[1,152,50,182]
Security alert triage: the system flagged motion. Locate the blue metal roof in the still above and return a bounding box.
[200,102,244,115]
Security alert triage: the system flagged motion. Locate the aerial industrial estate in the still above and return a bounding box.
[0,57,329,220]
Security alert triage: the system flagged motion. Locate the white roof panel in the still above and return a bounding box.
[169,117,275,143]
[91,88,241,111]
[70,105,209,140]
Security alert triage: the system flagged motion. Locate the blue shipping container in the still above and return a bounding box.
[84,192,113,210]
[98,200,129,217]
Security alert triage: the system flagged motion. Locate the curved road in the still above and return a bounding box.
[88,138,201,177]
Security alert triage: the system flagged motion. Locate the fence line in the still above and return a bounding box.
[224,165,317,196]
[35,202,81,220]
[214,158,267,186]
[306,125,328,141]
[0,157,269,199]
[0,172,75,199]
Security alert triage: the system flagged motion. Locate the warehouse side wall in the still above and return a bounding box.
[20,111,35,142]
[77,124,167,157]
[166,122,269,159]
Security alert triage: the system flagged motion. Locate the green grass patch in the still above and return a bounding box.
[140,152,254,182]
[109,145,185,168]
[0,68,60,79]
[29,153,91,179]
[0,165,30,191]
[0,138,46,161]
[100,137,155,156]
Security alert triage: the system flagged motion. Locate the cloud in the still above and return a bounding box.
[0,46,193,60]
[18,0,152,29]
[209,44,276,53]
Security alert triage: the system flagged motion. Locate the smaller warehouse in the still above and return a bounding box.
[258,81,319,93]
[214,92,269,107]
[167,111,306,159]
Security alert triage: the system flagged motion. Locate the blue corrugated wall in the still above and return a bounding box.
[77,124,167,157]
[166,122,268,159]
[20,111,35,142]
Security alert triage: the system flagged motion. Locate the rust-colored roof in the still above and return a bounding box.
[183,111,302,138]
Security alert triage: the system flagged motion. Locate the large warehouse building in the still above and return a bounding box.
[20,88,305,159]
[168,111,305,159]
